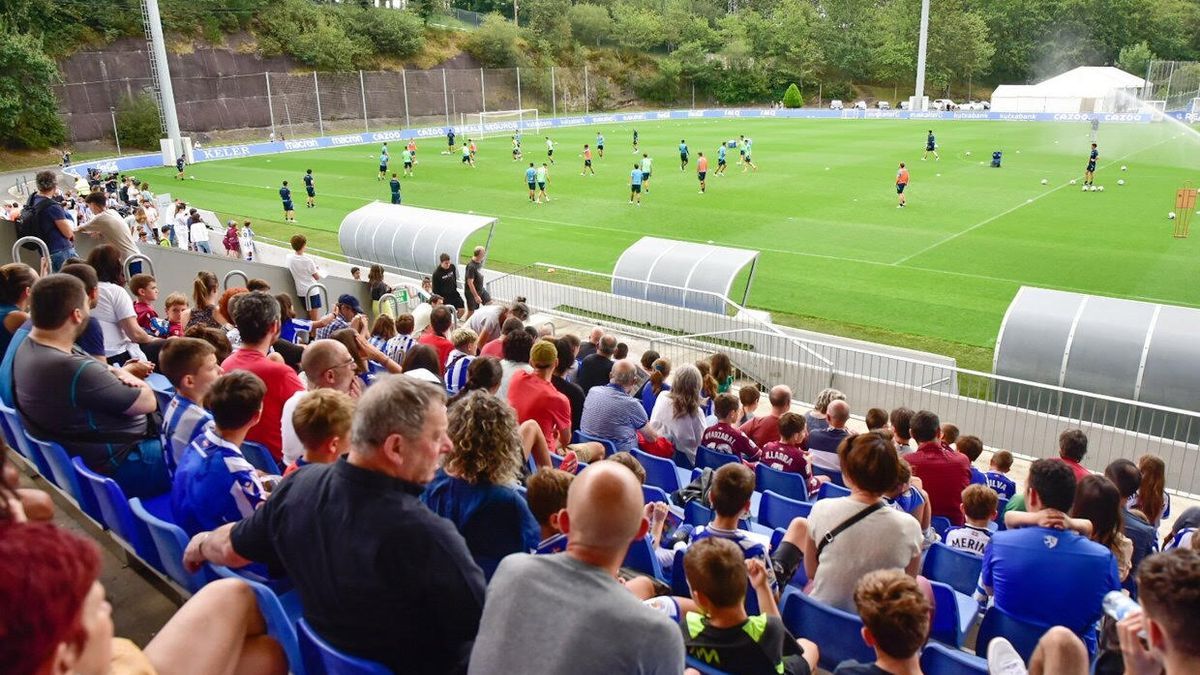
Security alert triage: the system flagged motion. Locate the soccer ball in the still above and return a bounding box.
[936,173,941,177]
[1121,165,1127,171]
[1098,186,1104,192]
[547,268,556,274]
[1082,185,1089,192]
[1041,179,1048,185]
[965,151,972,156]
[1069,179,1077,185]
[190,176,196,180]
[1118,179,1125,186]
[1168,212,1176,219]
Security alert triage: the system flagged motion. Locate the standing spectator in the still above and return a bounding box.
[221,292,305,461]
[77,192,140,267]
[805,399,853,472]
[701,393,761,463]
[497,328,534,400]
[905,409,970,526]
[805,388,844,433]
[551,337,586,432]
[1071,474,1134,581]
[281,339,361,467]
[577,326,604,361]
[468,300,530,353]
[222,219,241,257]
[463,246,490,318]
[890,406,915,454]
[648,363,706,462]
[740,385,792,448]
[27,170,77,271]
[580,360,661,453]
[422,391,539,579]
[468,462,685,674]
[431,253,465,316]
[576,334,617,393]
[183,376,486,674]
[418,305,455,370]
[188,211,211,253]
[285,234,322,320]
[1058,429,1091,481]
[238,220,257,262]
[366,264,391,309]
[1105,459,1159,584]
[0,263,37,358]
[86,245,161,365]
[172,204,191,250]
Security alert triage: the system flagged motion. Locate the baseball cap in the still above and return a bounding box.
[337,294,364,314]
[529,340,558,368]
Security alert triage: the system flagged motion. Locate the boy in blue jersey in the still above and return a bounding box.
[629,164,643,205]
[378,144,389,180]
[922,130,939,161]
[389,173,402,204]
[716,144,728,176]
[159,337,222,474]
[527,466,574,554]
[279,181,295,222]
[303,169,316,208]
[985,449,1017,500]
[1085,143,1098,187]
[957,435,988,485]
[171,371,273,536]
[596,132,605,158]
[525,163,538,203]
[679,139,689,170]
[444,328,478,395]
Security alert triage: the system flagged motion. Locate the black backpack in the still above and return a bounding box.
[16,194,52,243]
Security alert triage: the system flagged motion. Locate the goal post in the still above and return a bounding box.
[475,109,541,139]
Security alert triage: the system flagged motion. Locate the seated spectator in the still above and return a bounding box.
[614,342,629,361]
[284,388,354,477]
[833,570,930,675]
[509,340,604,463]
[637,356,671,416]
[697,360,718,414]
[468,462,685,673]
[0,263,36,358]
[941,422,960,448]
[497,328,534,399]
[0,522,287,675]
[402,343,445,385]
[905,410,970,526]
[1131,454,1170,528]
[804,398,852,472]
[314,294,366,341]
[184,376,486,673]
[633,349,659,390]
[710,352,735,393]
[1113,548,1200,675]
[701,393,761,463]
[986,449,1018,499]
[673,538,819,675]
[648,363,706,462]
[163,292,188,337]
[14,274,164,496]
[281,339,360,466]
[740,385,792,448]
[864,407,889,432]
[737,385,760,425]
[447,355,502,406]
[576,334,617,393]
[805,388,844,433]
[884,459,932,536]
[551,337,586,431]
[527,467,574,554]
[246,279,270,293]
[478,316,522,359]
[607,451,647,483]
[366,314,395,355]
[889,406,915,454]
[329,328,376,386]
[957,434,988,484]
[172,371,271,536]
[418,305,455,370]
[130,273,168,337]
[1058,428,1092,481]
[385,313,417,363]
[1071,474,1134,581]
[444,327,478,395]
[1105,458,1158,580]
[979,458,1120,650]
[759,412,820,494]
[187,271,221,330]
[222,292,305,461]
[804,433,923,612]
[580,360,660,453]
[945,484,998,556]
[185,324,232,364]
[1162,508,1198,550]
[159,337,221,470]
[87,245,161,365]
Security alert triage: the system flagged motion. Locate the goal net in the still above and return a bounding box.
[475,109,540,139]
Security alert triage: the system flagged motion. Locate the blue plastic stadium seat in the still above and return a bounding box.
[633,448,683,493]
[670,549,691,597]
[779,587,874,670]
[622,534,666,581]
[0,401,50,476]
[816,481,851,501]
[682,499,752,530]
[146,373,175,413]
[129,497,211,592]
[241,440,282,474]
[209,565,305,675]
[685,656,732,675]
[754,462,811,502]
[922,541,984,597]
[673,449,695,469]
[297,618,391,675]
[72,457,165,569]
[756,490,812,531]
[974,605,1053,663]
[931,516,954,540]
[921,641,988,674]
[928,580,979,647]
[642,484,670,505]
[25,431,104,523]
[572,430,618,456]
[812,464,845,487]
[696,446,740,471]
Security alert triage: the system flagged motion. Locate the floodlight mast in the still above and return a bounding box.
[143,0,182,153]
[913,0,930,111]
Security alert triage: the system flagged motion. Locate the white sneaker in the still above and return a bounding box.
[987,638,1028,675]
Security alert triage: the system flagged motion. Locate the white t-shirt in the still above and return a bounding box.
[649,393,706,461]
[189,219,210,244]
[173,213,190,249]
[497,360,533,400]
[93,282,141,358]
[280,389,308,466]
[467,304,504,336]
[286,253,321,296]
[944,525,992,557]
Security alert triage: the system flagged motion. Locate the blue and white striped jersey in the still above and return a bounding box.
[444,349,475,395]
[162,393,213,476]
[171,428,269,536]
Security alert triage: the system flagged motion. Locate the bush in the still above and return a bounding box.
[821,81,854,101]
[636,58,682,103]
[346,7,424,58]
[782,82,802,107]
[115,94,163,150]
[465,15,523,68]
[568,4,611,47]
[256,0,367,70]
[0,32,65,148]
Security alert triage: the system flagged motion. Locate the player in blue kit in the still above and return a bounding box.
[525,163,538,203]
[389,173,402,204]
[596,132,605,158]
[1084,143,1098,188]
[279,181,295,223]
[742,137,757,172]
[716,144,728,176]
[629,164,643,205]
[377,145,390,180]
[678,139,689,170]
[922,130,939,161]
[303,169,315,208]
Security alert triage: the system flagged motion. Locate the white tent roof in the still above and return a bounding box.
[1030,66,1146,97]
[337,202,496,277]
[611,236,760,314]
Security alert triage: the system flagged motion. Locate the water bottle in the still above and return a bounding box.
[1103,591,1140,621]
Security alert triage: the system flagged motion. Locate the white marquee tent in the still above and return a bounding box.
[991,66,1148,113]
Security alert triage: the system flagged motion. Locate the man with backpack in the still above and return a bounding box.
[19,171,77,271]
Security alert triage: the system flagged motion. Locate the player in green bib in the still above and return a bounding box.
[640,154,653,193]
[401,149,414,177]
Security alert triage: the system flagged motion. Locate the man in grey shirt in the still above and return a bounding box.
[469,462,684,674]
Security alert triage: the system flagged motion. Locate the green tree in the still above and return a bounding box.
[1117,41,1155,77]
[0,30,65,148]
[612,3,666,51]
[782,82,802,107]
[636,56,682,102]
[568,4,611,46]
[345,7,425,58]
[465,14,524,67]
[526,0,573,51]
[115,94,162,150]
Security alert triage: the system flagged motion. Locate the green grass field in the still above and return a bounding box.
[134,118,1200,370]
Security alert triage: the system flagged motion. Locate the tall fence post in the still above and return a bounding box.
[551,66,557,119]
[584,65,589,115]
[402,69,411,129]
[265,72,276,140]
[516,67,522,112]
[442,68,451,128]
[480,67,487,114]
[359,69,369,132]
[313,71,324,136]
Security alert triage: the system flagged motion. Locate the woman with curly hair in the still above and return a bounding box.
[421,391,539,579]
[805,387,845,433]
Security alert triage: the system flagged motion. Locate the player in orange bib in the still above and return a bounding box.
[582,144,595,176]
[896,162,910,208]
[697,153,709,194]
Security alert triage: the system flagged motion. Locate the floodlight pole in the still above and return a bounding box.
[110,107,122,156]
[913,0,930,110]
[144,0,182,152]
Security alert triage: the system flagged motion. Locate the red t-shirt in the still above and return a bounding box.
[740,414,781,448]
[133,300,158,332]
[418,332,455,370]
[479,337,504,359]
[701,422,760,463]
[507,371,571,453]
[222,348,304,460]
[1058,457,1091,482]
[759,441,808,475]
[907,440,971,525]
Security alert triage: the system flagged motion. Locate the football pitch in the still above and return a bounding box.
[136,117,1200,369]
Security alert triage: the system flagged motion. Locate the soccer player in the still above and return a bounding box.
[462,142,474,168]
[896,162,909,208]
[389,173,402,204]
[629,164,643,205]
[406,138,418,164]
[738,134,746,165]
[512,136,522,161]
[1090,116,1100,142]
[632,128,639,153]
[545,136,555,164]
[525,163,537,203]
[469,139,478,160]
[303,169,315,208]
[446,127,456,154]
[742,137,757,172]
[581,144,594,176]
[678,139,689,170]
[696,152,708,194]
[716,143,727,176]
[536,163,550,203]
[640,153,653,193]
[1084,143,1098,187]
[175,154,186,180]
[922,129,939,161]
[596,132,605,158]
[378,146,390,180]
[401,148,414,177]
[280,181,295,222]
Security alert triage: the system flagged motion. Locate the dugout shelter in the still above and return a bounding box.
[611,237,760,315]
[338,202,496,278]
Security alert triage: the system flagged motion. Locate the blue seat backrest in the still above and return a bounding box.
[685,656,732,675]
[0,402,50,476]
[754,463,810,502]
[757,490,812,531]
[27,432,103,523]
[129,497,210,592]
[622,535,666,581]
[241,441,282,474]
[72,457,163,569]
[573,430,618,456]
[927,580,978,647]
[297,618,391,675]
[696,446,740,471]
[672,449,695,469]
[812,464,845,487]
[816,482,851,501]
[779,587,874,670]
[922,542,984,596]
[684,499,751,530]
[642,484,669,505]
[931,516,954,540]
[633,448,682,493]
[210,565,305,675]
[921,641,988,675]
[974,605,1053,663]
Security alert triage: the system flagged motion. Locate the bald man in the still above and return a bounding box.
[281,339,361,466]
[576,326,605,362]
[469,462,684,673]
[739,384,793,447]
[579,359,660,453]
[805,398,853,472]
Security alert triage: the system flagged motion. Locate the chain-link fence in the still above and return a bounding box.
[54,65,629,145]
[1144,60,1200,113]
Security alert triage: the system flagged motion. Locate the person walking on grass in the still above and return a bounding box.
[581,145,595,176]
[525,163,538,204]
[630,164,643,206]
[537,163,550,204]
[697,153,708,194]
[896,162,909,208]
